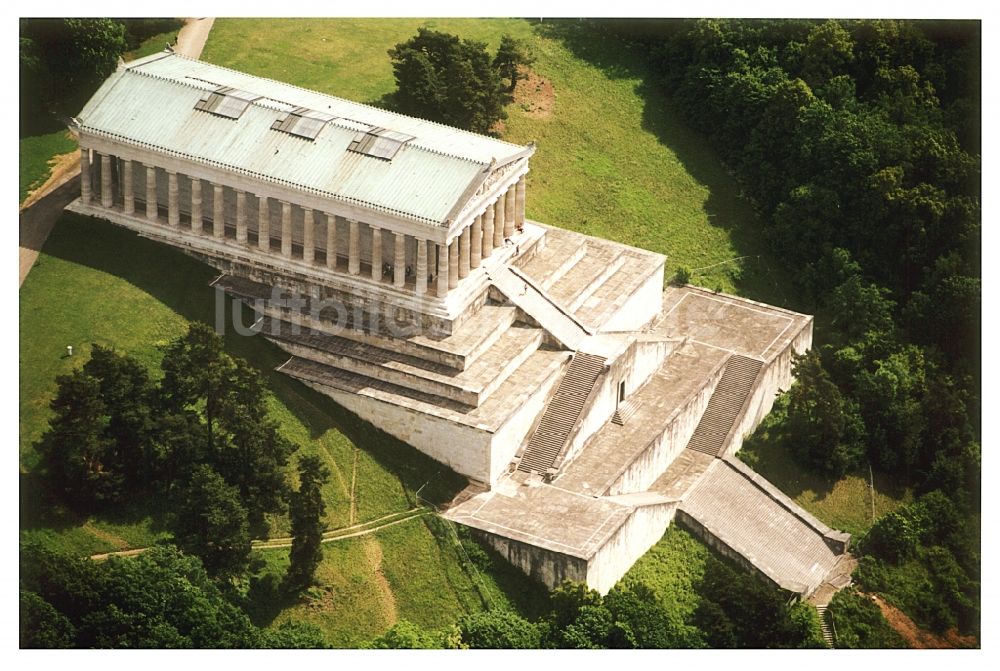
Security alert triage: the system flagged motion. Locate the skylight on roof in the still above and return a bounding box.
[194,87,261,119]
[271,107,337,140]
[347,127,416,160]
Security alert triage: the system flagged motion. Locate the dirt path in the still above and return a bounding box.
[362,536,398,627]
[89,507,429,559]
[175,18,215,59]
[18,169,82,287]
[349,449,359,525]
[868,593,978,649]
[82,521,131,551]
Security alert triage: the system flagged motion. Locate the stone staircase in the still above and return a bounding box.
[685,355,763,457]
[517,352,606,474]
[611,399,639,426]
[816,604,835,648]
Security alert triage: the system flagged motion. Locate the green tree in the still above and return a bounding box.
[800,20,855,88]
[160,323,295,524]
[493,34,534,92]
[388,28,508,133]
[458,608,541,648]
[21,18,127,115]
[368,619,463,649]
[83,344,155,487]
[160,322,231,451]
[20,590,76,648]
[284,455,331,593]
[36,369,119,507]
[260,621,330,649]
[785,352,867,477]
[171,465,251,578]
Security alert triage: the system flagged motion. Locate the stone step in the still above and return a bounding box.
[269,322,543,407]
[517,352,606,474]
[547,242,623,309]
[211,273,519,370]
[516,228,587,290]
[574,250,664,330]
[611,400,639,426]
[684,355,764,458]
[816,605,834,648]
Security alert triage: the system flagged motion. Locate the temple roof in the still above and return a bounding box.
[76,52,532,226]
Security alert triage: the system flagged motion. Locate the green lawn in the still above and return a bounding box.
[19,130,77,205]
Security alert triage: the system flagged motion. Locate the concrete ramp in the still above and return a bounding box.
[678,457,850,597]
[486,263,591,349]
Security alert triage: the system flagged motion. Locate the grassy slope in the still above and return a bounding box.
[19,130,78,205]
[19,214,536,644]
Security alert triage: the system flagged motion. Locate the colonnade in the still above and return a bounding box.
[80,147,527,299]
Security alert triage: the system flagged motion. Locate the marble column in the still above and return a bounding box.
[394,232,406,288]
[482,203,495,259]
[281,201,292,257]
[505,183,516,234]
[325,214,337,269]
[497,187,510,239]
[448,238,459,289]
[235,190,247,243]
[122,159,134,215]
[100,154,113,208]
[371,226,382,281]
[167,171,179,227]
[471,214,483,268]
[415,238,427,296]
[515,174,526,226]
[145,164,157,220]
[191,179,202,233]
[437,243,449,297]
[493,199,504,248]
[213,184,224,238]
[258,195,269,251]
[348,219,360,275]
[302,208,314,264]
[80,148,92,204]
[458,226,471,279]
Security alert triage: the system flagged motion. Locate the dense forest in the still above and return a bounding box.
[595,18,980,640]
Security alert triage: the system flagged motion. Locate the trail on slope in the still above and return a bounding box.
[362,536,398,627]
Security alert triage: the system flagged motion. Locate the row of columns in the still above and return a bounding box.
[80,148,528,300]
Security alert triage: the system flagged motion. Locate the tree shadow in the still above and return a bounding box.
[530,19,802,309]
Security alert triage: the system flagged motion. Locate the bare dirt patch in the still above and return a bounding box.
[868,593,978,649]
[512,67,554,119]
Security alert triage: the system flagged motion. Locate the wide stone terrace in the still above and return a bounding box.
[653,285,810,361]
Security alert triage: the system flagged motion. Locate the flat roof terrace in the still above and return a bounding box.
[654,285,811,362]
